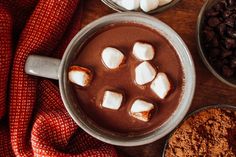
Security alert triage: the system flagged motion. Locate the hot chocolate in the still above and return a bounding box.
[69,23,184,134]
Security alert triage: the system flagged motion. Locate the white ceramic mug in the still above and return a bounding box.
[25,12,196,146]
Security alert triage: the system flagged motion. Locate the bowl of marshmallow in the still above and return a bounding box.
[101,0,181,14]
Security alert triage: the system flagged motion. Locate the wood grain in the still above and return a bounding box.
[80,0,236,156]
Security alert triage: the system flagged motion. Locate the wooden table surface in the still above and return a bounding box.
[80,0,236,156]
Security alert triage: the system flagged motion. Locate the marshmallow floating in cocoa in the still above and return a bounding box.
[101,47,125,69]
[133,42,155,61]
[68,66,93,87]
[130,99,154,122]
[135,61,157,85]
[151,72,171,99]
[102,91,123,110]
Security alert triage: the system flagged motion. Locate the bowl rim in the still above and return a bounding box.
[59,12,196,146]
[101,0,182,14]
[197,0,236,88]
[162,104,236,157]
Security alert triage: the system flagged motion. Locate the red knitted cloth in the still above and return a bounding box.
[0,0,118,156]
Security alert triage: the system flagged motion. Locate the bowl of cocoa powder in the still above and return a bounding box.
[197,0,236,87]
[163,105,236,156]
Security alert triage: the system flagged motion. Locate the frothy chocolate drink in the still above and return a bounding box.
[69,23,184,134]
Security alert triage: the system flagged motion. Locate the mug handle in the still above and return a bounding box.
[25,55,61,80]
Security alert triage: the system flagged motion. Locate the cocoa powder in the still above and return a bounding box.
[165,108,236,156]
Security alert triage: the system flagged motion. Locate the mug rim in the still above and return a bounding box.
[58,12,196,146]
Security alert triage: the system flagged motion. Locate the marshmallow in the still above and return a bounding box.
[121,0,140,10]
[135,62,157,85]
[159,0,172,6]
[151,72,171,99]
[101,47,125,69]
[68,66,93,87]
[130,99,154,122]
[102,91,123,110]
[140,0,159,12]
[112,0,140,10]
[133,42,155,61]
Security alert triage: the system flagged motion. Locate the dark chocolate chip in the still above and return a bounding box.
[222,0,229,7]
[227,28,236,38]
[228,0,236,6]
[213,2,226,12]
[204,43,211,49]
[234,50,236,56]
[224,38,236,49]
[215,60,224,70]
[206,9,220,17]
[208,17,221,27]
[223,10,232,18]
[210,48,221,57]
[223,58,230,64]
[230,58,236,68]
[211,38,220,47]
[217,23,227,36]
[228,5,236,10]
[204,26,213,31]
[221,49,233,58]
[230,13,236,18]
[203,30,215,41]
[222,65,234,77]
[225,17,235,27]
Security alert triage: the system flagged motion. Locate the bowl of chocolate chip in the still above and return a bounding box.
[25,12,195,146]
[197,0,236,87]
[163,105,236,156]
[101,0,181,14]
